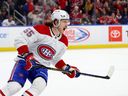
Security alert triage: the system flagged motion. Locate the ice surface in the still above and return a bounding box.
[0,48,128,96]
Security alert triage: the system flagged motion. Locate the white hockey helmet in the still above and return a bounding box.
[51,9,70,21]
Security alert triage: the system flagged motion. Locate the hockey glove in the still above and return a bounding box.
[63,64,80,78]
[18,53,37,71]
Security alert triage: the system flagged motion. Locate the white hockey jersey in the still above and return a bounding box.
[14,25,68,66]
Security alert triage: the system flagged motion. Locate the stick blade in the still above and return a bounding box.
[107,65,115,79]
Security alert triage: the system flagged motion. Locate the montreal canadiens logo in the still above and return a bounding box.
[64,27,90,42]
[37,44,56,60]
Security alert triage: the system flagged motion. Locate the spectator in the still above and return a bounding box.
[116,9,122,23]
[27,7,44,25]
[0,8,8,21]
[84,0,94,16]
[57,0,68,10]
[81,13,92,25]
[22,0,34,15]
[108,12,119,24]
[44,10,52,24]
[0,0,4,9]
[1,15,16,26]
[0,0,128,25]
[44,0,58,12]
[6,0,15,15]
[70,5,83,25]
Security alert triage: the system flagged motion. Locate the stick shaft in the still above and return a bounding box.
[80,72,110,79]
[33,65,110,79]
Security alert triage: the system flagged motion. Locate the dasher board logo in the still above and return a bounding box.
[109,26,122,42]
[64,27,90,42]
[0,33,8,38]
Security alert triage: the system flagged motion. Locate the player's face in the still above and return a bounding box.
[58,19,70,33]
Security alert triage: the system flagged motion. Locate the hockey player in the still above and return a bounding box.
[0,9,80,96]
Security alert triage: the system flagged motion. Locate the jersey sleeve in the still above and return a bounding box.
[55,59,66,69]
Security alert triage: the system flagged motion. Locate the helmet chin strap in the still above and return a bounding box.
[53,20,62,35]
[53,19,60,28]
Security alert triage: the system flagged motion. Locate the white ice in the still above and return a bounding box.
[0,48,128,96]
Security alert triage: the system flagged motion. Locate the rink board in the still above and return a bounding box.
[0,25,128,51]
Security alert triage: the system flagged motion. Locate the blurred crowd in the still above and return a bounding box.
[0,0,128,26]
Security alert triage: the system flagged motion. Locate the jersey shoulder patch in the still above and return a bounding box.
[59,34,68,47]
[33,25,51,36]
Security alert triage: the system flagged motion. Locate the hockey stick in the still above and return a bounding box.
[79,66,114,79]
[33,64,114,79]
